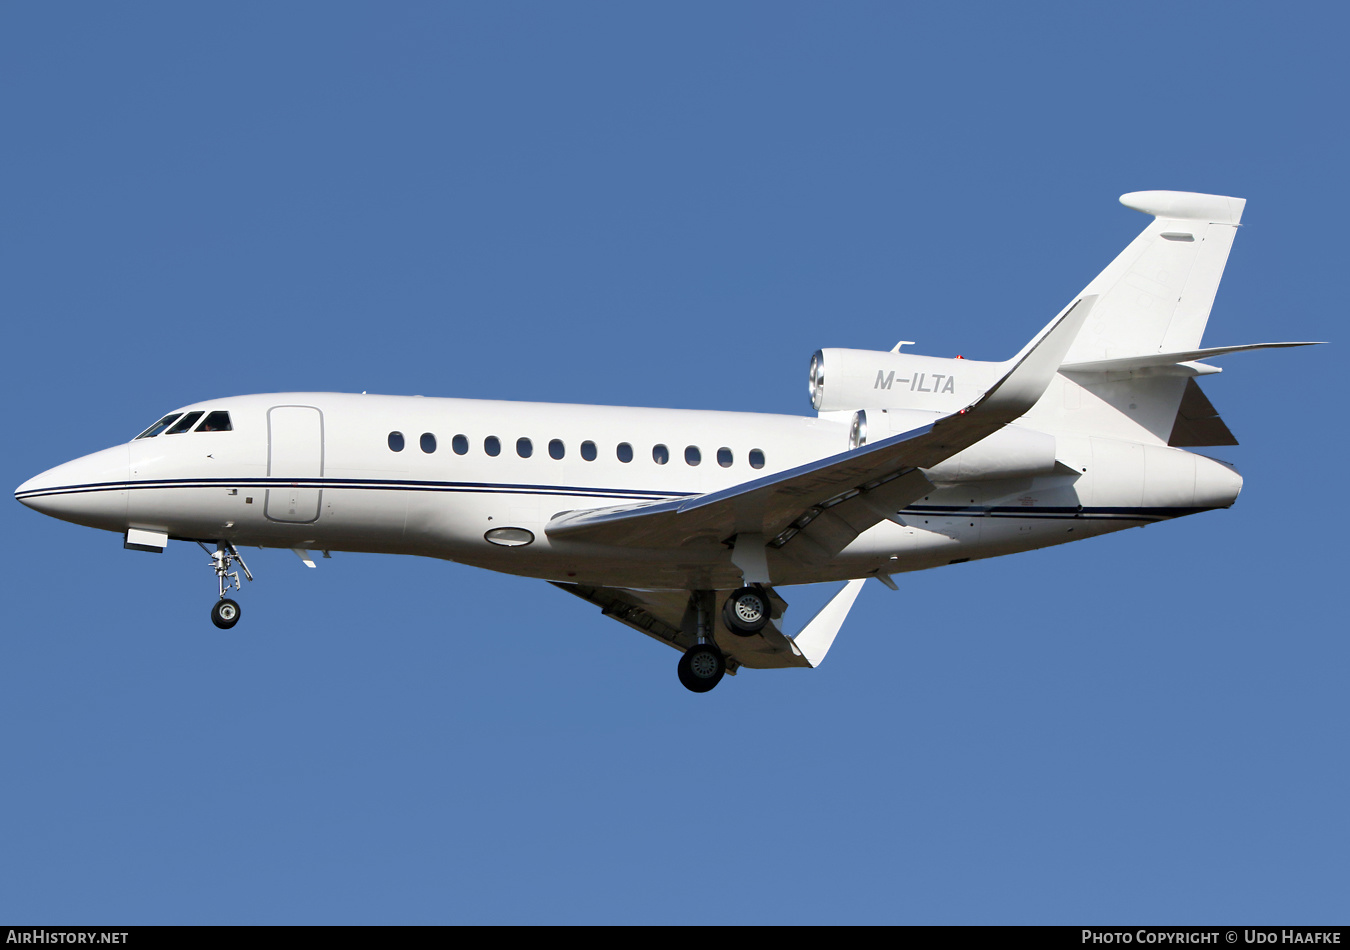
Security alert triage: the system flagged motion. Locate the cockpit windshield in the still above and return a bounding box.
[133,409,232,440]
[134,414,183,440]
[197,410,232,432]
[166,411,204,434]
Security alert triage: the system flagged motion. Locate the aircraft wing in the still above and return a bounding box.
[552,578,867,670]
[546,296,1095,560]
[551,583,697,652]
[550,582,807,668]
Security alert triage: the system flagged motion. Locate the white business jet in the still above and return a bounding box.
[16,191,1320,692]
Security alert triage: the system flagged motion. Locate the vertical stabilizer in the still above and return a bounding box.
[1062,191,1245,365]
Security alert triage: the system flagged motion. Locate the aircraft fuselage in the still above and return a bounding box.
[16,391,1242,591]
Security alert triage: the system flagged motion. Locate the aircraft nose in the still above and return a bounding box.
[15,445,131,529]
[16,465,67,512]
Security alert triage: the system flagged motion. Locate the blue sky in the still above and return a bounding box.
[2,2,1345,924]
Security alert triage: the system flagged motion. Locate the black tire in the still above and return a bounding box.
[722,586,769,635]
[211,598,241,629]
[677,645,726,693]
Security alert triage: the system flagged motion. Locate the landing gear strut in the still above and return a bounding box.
[199,541,252,629]
[678,591,727,692]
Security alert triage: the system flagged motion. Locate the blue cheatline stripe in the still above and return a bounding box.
[899,504,1209,521]
[14,475,692,503]
[15,477,1210,523]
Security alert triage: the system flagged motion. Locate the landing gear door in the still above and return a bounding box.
[266,406,324,524]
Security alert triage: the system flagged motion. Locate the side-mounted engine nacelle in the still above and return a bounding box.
[847,407,1060,483]
[809,347,1006,414]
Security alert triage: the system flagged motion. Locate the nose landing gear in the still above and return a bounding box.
[211,598,241,629]
[198,541,253,629]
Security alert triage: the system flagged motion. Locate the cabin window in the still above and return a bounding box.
[581,441,597,461]
[388,431,406,452]
[549,439,565,460]
[484,436,501,457]
[685,445,701,466]
[616,442,633,463]
[420,433,437,453]
[166,411,204,435]
[135,414,182,439]
[196,411,232,432]
[652,444,669,465]
[452,434,469,455]
[749,448,766,469]
[517,437,533,458]
[717,447,733,468]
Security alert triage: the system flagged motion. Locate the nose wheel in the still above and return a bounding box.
[211,598,241,629]
[199,541,253,629]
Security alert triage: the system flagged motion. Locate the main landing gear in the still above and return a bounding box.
[677,588,752,693]
[199,541,253,629]
[677,586,775,691]
[722,586,770,636]
[678,644,726,693]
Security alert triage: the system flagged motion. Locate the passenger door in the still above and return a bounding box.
[266,405,324,523]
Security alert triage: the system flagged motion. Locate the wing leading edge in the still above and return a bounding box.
[546,296,1096,561]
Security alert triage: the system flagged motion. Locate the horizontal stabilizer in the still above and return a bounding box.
[791,579,865,668]
[1062,341,1323,374]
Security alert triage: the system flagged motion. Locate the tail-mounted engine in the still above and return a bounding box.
[809,348,1006,414]
[846,407,1060,482]
[812,348,1061,483]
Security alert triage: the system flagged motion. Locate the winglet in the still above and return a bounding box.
[974,295,1096,417]
[790,578,866,668]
